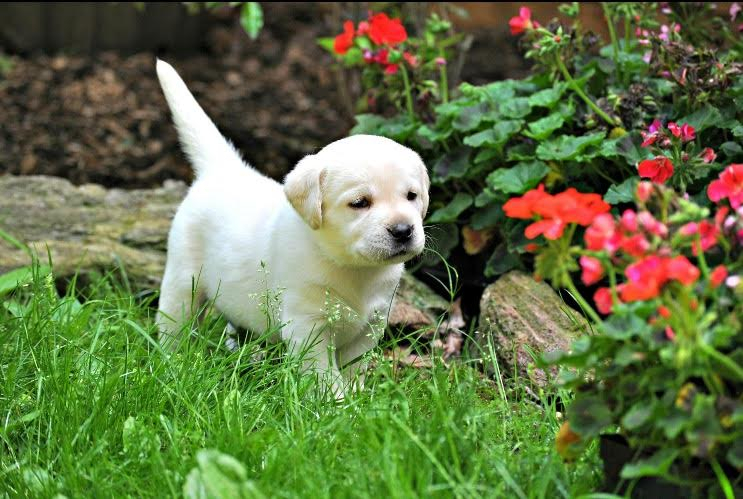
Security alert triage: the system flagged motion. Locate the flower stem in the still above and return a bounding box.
[400,63,415,121]
[438,50,449,104]
[564,274,603,326]
[699,342,743,382]
[602,3,621,83]
[554,53,619,127]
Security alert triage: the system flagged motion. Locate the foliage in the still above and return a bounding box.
[324,3,743,279]
[183,2,264,40]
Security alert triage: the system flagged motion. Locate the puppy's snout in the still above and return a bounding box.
[388,223,413,242]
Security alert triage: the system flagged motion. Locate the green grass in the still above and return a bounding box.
[0,267,602,498]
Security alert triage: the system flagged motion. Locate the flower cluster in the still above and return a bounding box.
[332,12,415,75]
[503,185,610,240]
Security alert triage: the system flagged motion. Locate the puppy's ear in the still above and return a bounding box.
[417,161,430,218]
[284,155,326,229]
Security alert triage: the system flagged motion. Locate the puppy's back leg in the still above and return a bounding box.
[156,245,205,351]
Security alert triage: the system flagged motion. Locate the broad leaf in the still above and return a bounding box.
[680,104,723,133]
[464,120,523,148]
[453,102,492,132]
[568,396,612,437]
[470,203,505,230]
[484,242,522,277]
[527,84,565,109]
[240,3,263,40]
[523,113,564,140]
[427,193,473,223]
[621,402,654,430]
[604,177,639,204]
[536,132,606,161]
[620,449,679,479]
[433,147,471,182]
[487,161,549,194]
[500,97,531,119]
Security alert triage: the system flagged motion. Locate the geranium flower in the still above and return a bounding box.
[580,256,604,286]
[357,20,370,36]
[368,13,407,46]
[731,2,741,21]
[503,184,549,219]
[620,209,638,232]
[700,148,716,164]
[334,20,356,55]
[509,7,537,35]
[585,213,622,254]
[620,234,650,257]
[593,287,615,315]
[668,122,695,142]
[384,63,399,75]
[665,255,700,285]
[710,265,728,287]
[681,220,719,255]
[636,181,654,203]
[638,156,674,183]
[640,119,662,147]
[708,164,743,209]
[657,305,671,318]
[403,51,419,67]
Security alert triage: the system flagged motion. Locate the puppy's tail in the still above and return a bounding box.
[156,58,244,178]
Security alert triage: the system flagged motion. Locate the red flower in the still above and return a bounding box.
[357,20,370,36]
[638,156,674,183]
[509,7,536,35]
[622,256,666,301]
[665,255,700,285]
[658,305,671,318]
[640,119,662,147]
[334,20,356,55]
[402,51,419,67]
[525,218,566,240]
[594,287,615,315]
[665,326,676,341]
[503,184,549,219]
[384,63,399,74]
[710,265,728,287]
[680,123,695,142]
[368,13,407,46]
[708,164,743,209]
[585,213,622,254]
[696,221,719,254]
[620,209,638,232]
[620,234,650,257]
[580,256,604,286]
[667,122,681,137]
[701,147,716,164]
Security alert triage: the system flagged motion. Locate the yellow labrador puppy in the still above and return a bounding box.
[154,60,429,395]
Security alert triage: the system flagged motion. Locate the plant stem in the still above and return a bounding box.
[699,342,743,382]
[554,54,618,127]
[438,50,449,104]
[400,63,415,121]
[602,3,621,83]
[564,274,603,326]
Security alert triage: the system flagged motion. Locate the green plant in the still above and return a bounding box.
[328,4,743,282]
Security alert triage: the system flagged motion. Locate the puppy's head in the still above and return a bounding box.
[284,135,429,266]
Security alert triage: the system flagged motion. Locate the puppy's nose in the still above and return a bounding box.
[388,223,413,242]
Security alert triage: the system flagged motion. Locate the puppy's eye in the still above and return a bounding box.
[349,197,371,209]
[407,191,418,201]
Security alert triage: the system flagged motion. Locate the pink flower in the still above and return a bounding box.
[708,164,743,209]
[593,287,615,315]
[640,119,663,147]
[643,51,652,64]
[435,57,447,66]
[357,20,370,36]
[580,256,604,286]
[384,63,399,75]
[509,7,537,35]
[731,3,741,21]
[620,210,638,232]
[637,181,654,203]
[402,51,419,67]
[710,265,728,287]
[585,213,621,254]
[701,148,716,164]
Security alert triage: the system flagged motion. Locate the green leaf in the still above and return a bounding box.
[453,102,492,132]
[487,161,549,195]
[568,396,612,437]
[604,177,638,204]
[240,2,263,40]
[184,449,261,499]
[523,113,564,140]
[506,143,536,161]
[0,265,51,296]
[123,416,161,462]
[527,84,565,109]
[350,114,387,135]
[433,147,471,182]
[500,97,531,119]
[420,223,459,266]
[464,120,523,148]
[536,132,606,161]
[727,438,743,469]
[316,37,335,54]
[621,402,653,430]
[474,147,500,164]
[679,104,722,133]
[484,242,522,278]
[620,448,679,479]
[617,134,651,165]
[721,141,743,158]
[470,203,504,230]
[427,193,473,224]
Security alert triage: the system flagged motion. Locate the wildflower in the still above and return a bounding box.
[333,20,356,55]
[710,265,728,287]
[638,156,674,183]
[708,164,743,209]
[701,148,716,164]
[509,7,537,35]
[368,13,407,46]
[593,287,615,315]
[580,256,604,286]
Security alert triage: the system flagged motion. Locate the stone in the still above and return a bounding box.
[471,270,588,388]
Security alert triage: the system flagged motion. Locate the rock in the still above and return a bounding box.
[0,175,445,332]
[0,175,187,289]
[471,270,588,388]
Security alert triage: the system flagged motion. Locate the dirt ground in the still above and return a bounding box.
[0,3,527,189]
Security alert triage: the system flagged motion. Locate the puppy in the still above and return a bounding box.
[154,60,429,394]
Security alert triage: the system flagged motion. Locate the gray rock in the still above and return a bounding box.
[471,270,588,388]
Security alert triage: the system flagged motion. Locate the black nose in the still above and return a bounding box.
[388,223,413,242]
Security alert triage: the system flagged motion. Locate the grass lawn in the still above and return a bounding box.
[0,268,602,498]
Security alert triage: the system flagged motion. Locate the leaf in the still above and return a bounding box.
[727,438,743,469]
[679,104,722,133]
[350,114,388,135]
[470,203,504,230]
[427,193,473,224]
[474,147,500,164]
[433,147,471,182]
[484,242,522,278]
[453,102,492,132]
[621,402,653,430]
[420,223,459,266]
[240,3,263,40]
[123,416,161,462]
[500,97,531,119]
[568,396,612,437]
[0,265,51,296]
[487,161,549,195]
[527,84,565,109]
[184,449,263,499]
[536,132,606,161]
[464,120,522,148]
[462,226,495,255]
[721,141,743,158]
[620,448,679,479]
[523,113,565,140]
[316,37,335,54]
[506,142,536,161]
[604,177,638,204]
